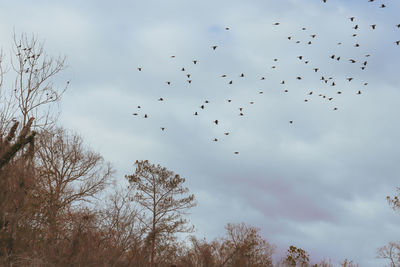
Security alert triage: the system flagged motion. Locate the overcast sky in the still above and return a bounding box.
[1,0,400,266]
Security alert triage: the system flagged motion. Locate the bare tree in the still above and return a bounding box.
[98,185,146,266]
[10,33,68,129]
[378,242,400,267]
[126,160,196,266]
[0,49,17,135]
[34,127,113,236]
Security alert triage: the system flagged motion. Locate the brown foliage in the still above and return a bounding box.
[126,160,196,266]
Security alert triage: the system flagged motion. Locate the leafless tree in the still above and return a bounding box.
[126,160,196,266]
[98,185,146,266]
[10,32,68,129]
[34,127,113,236]
[378,242,400,267]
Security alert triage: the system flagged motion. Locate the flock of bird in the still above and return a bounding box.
[132,0,398,155]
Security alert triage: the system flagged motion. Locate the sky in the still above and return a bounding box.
[1,0,400,266]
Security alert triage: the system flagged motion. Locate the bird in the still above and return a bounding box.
[289,120,293,124]
[214,120,219,125]
[224,132,229,135]
[212,45,218,50]
[240,73,244,77]
[371,24,376,29]
[132,113,138,116]
[194,112,198,116]
[349,17,355,22]
[213,138,218,142]
[158,98,164,101]
[144,114,148,118]
[273,22,280,25]
[166,81,171,85]
[193,60,198,64]
[234,152,239,154]
[161,127,165,131]
[357,90,362,94]
[181,67,185,71]
[138,67,142,71]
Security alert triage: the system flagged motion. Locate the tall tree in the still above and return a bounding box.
[126,160,196,266]
[34,127,113,237]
